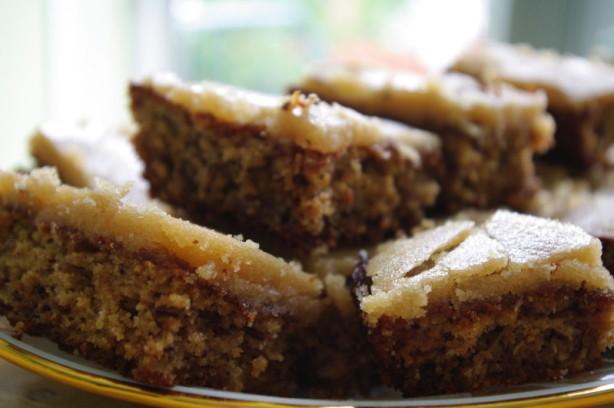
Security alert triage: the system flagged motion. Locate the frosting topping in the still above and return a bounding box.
[361,210,611,324]
[139,73,440,157]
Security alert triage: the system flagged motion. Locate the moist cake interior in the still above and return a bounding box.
[0,168,324,394]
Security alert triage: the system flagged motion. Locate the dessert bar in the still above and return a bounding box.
[353,210,614,396]
[130,74,441,253]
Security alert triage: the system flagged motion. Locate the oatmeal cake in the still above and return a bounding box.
[130,73,441,254]
[352,210,614,396]
[295,66,554,212]
[0,168,325,394]
[453,42,614,168]
[30,122,150,204]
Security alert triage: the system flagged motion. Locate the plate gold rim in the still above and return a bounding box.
[0,334,613,408]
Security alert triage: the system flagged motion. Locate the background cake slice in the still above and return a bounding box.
[295,66,554,212]
[30,121,150,204]
[130,73,441,254]
[352,210,614,396]
[563,193,614,274]
[453,42,614,169]
[0,168,324,394]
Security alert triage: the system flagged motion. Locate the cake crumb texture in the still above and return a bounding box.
[0,168,325,394]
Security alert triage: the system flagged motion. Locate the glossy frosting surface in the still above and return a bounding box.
[139,73,440,157]
[298,66,554,152]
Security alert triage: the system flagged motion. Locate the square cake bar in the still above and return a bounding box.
[352,210,614,396]
[453,42,614,168]
[0,168,324,394]
[130,74,441,254]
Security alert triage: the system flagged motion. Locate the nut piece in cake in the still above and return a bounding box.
[352,210,614,396]
[453,42,614,168]
[130,73,441,254]
[295,66,554,212]
[0,168,324,394]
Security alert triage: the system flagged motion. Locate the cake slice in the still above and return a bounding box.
[352,210,614,396]
[453,42,614,168]
[295,66,554,212]
[563,193,614,274]
[30,122,150,204]
[130,73,441,254]
[0,168,324,394]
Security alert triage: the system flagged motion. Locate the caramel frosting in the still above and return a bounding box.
[137,73,440,160]
[31,122,150,204]
[0,169,324,318]
[361,210,612,324]
[454,42,614,108]
[297,65,554,153]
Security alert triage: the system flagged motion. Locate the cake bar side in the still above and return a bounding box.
[0,205,301,393]
[130,83,440,253]
[546,100,614,167]
[357,272,613,396]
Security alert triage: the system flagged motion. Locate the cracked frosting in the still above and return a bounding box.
[361,210,612,324]
[136,73,440,159]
